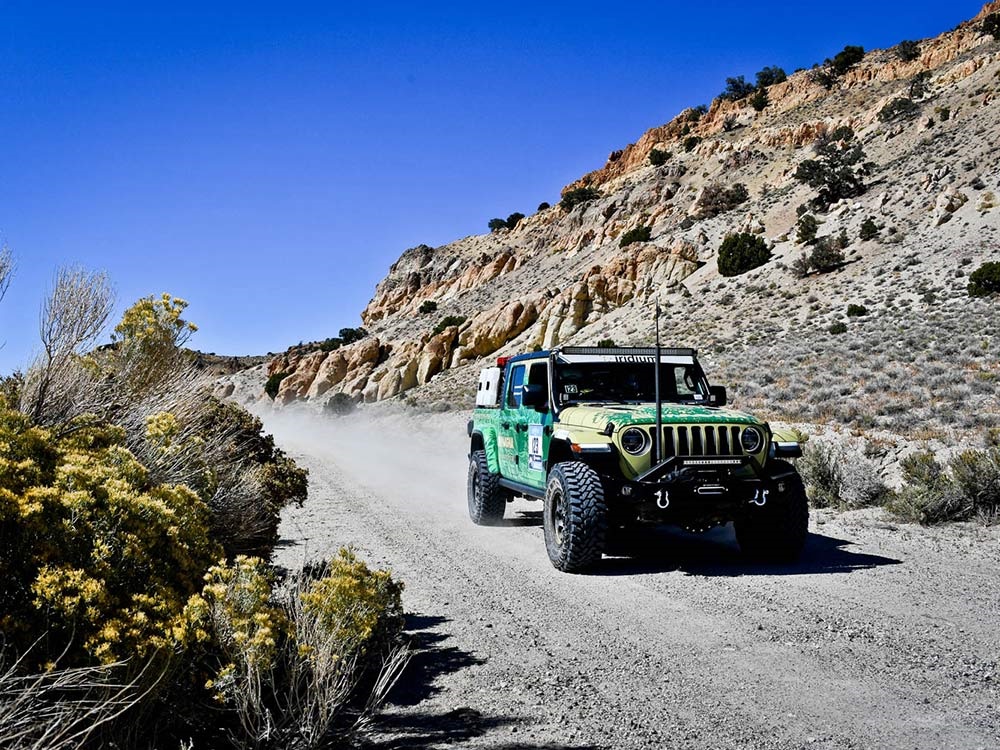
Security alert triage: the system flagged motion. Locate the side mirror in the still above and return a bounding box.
[709,385,727,406]
[521,384,548,411]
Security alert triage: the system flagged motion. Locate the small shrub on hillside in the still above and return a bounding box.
[797,214,819,244]
[909,71,931,99]
[897,40,920,62]
[418,300,438,314]
[597,338,616,347]
[687,104,708,121]
[720,75,754,101]
[649,148,671,166]
[339,327,367,345]
[750,88,769,112]
[488,218,507,232]
[324,392,356,416]
[794,126,870,210]
[505,212,525,229]
[967,261,1000,297]
[983,12,1000,41]
[828,321,848,334]
[878,97,920,122]
[810,236,846,271]
[537,201,550,211]
[682,135,701,152]
[695,183,749,218]
[859,217,879,240]
[888,448,1000,524]
[717,233,771,277]
[829,45,865,75]
[619,226,652,247]
[791,253,811,279]
[847,303,869,317]
[755,66,787,88]
[798,439,889,508]
[809,65,838,89]
[560,186,601,210]
[265,371,290,399]
[433,315,467,335]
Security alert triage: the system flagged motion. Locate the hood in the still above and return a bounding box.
[557,403,761,431]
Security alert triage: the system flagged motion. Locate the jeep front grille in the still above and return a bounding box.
[659,425,746,457]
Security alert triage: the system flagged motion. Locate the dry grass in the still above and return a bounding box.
[0,648,156,750]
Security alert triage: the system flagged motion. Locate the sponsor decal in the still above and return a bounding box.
[528,424,544,471]
[499,436,515,450]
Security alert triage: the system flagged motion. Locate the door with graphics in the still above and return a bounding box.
[497,363,524,479]
[513,361,551,490]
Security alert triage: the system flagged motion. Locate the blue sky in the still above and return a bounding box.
[0,1,985,371]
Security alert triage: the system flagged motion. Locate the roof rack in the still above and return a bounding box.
[558,346,697,358]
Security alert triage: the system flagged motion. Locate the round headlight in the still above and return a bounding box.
[620,427,650,456]
[741,426,764,454]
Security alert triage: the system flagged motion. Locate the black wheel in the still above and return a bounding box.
[734,461,809,562]
[468,450,506,525]
[543,462,607,572]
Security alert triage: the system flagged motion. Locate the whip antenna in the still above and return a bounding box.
[654,303,662,465]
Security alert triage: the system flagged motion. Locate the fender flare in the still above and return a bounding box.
[471,428,502,474]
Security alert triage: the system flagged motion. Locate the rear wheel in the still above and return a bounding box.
[544,462,607,572]
[468,450,505,525]
[735,462,808,562]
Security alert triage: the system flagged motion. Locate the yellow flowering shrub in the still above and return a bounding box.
[201,556,286,671]
[0,402,222,667]
[299,548,404,659]
[109,293,198,395]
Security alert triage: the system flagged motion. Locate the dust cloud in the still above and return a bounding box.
[259,406,476,520]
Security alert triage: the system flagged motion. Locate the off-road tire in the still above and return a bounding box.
[468,450,505,525]
[544,462,608,572]
[734,461,809,562]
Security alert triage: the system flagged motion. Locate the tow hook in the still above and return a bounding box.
[750,488,769,507]
[656,490,670,509]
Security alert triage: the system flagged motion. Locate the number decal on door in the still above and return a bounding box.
[528,424,544,471]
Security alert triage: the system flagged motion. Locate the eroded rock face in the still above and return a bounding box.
[533,241,698,349]
[362,245,521,325]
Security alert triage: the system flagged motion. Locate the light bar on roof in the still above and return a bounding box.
[555,346,697,365]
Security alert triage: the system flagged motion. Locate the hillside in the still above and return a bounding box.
[234,2,1000,448]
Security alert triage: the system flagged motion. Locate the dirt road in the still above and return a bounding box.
[264,410,999,750]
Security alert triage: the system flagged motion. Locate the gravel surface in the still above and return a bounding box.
[264,409,1000,750]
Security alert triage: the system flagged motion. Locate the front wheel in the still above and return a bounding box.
[734,464,808,562]
[544,462,607,572]
[468,450,505,525]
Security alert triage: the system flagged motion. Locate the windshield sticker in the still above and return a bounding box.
[528,424,544,471]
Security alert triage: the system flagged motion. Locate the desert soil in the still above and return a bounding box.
[264,409,1000,750]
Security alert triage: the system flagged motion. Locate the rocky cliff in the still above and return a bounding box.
[239,3,1000,436]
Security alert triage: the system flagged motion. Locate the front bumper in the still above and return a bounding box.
[606,455,795,527]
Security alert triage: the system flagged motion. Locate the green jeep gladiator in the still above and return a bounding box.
[466,346,808,572]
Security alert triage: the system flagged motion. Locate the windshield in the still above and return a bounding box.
[554,361,710,405]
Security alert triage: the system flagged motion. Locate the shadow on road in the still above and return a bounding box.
[389,614,483,707]
[599,524,901,577]
[367,613,606,750]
